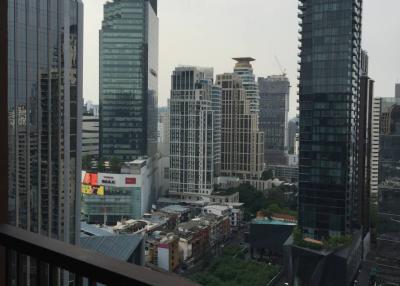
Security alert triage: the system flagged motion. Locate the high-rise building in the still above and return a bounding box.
[216,73,264,180]
[288,117,299,155]
[169,67,221,197]
[7,0,83,244]
[373,96,400,283]
[357,51,374,235]
[298,0,363,239]
[233,58,259,115]
[99,0,158,161]
[258,75,290,165]
[5,0,83,283]
[395,83,400,99]
[82,113,100,159]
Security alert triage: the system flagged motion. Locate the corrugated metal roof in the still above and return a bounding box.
[80,234,143,262]
[81,222,115,237]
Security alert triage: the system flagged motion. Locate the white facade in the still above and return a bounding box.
[371,98,381,195]
[169,66,221,196]
[82,115,99,157]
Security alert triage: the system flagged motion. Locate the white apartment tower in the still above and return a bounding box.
[216,73,264,180]
[169,67,221,196]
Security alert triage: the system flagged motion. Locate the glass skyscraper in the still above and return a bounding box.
[5,0,83,284]
[7,0,83,244]
[99,0,159,161]
[258,75,290,165]
[298,0,363,239]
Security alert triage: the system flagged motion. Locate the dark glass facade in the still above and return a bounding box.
[258,75,290,165]
[7,0,83,244]
[375,97,400,283]
[99,0,158,161]
[298,0,363,238]
[6,0,83,284]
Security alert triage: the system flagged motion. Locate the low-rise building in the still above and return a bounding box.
[203,204,243,228]
[146,232,180,272]
[160,205,191,223]
[81,158,157,225]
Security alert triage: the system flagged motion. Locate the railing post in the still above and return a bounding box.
[0,0,9,284]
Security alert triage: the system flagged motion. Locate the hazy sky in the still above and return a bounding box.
[83,0,400,118]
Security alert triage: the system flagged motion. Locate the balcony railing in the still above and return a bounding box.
[0,224,198,286]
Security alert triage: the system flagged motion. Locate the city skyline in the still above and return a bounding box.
[83,0,400,119]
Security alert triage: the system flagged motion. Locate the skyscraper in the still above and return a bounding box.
[7,0,83,244]
[298,0,363,238]
[357,51,374,235]
[233,58,259,115]
[258,75,290,165]
[169,67,221,197]
[373,96,400,283]
[5,0,83,283]
[216,73,264,180]
[99,0,158,161]
[288,117,299,155]
[395,83,400,99]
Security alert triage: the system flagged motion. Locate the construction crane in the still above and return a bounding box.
[274,55,287,76]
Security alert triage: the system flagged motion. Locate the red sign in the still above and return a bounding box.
[83,173,98,186]
[125,177,136,184]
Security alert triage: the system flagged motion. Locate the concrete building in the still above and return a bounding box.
[169,66,221,197]
[269,165,298,183]
[216,73,264,180]
[258,75,290,165]
[371,98,381,196]
[82,114,99,158]
[233,57,259,115]
[146,232,180,272]
[99,0,158,161]
[203,205,243,228]
[396,83,400,99]
[81,158,157,225]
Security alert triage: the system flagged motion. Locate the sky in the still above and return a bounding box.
[83,0,400,119]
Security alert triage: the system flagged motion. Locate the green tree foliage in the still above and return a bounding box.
[261,169,274,181]
[110,156,122,173]
[97,158,106,172]
[82,155,92,171]
[190,256,279,286]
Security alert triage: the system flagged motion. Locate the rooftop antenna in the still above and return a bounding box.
[274,55,287,76]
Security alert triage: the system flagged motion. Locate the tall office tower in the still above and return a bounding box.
[99,0,159,161]
[233,58,259,114]
[169,67,221,197]
[6,0,83,283]
[371,98,381,196]
[288,117,299,155]
[357,50,373,235]
[298,0,363,238]
[258,75,290,165]
[374,97,400,283]
[216,73,264,180]
[396,83,400,99]
[7,0,83,243]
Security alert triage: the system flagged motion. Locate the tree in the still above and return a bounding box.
[110,156,122,173]
[97,158,106,172]
[261,169,273,181]
[82,155,92,171]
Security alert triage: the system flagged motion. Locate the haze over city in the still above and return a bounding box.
[83,0,400,118]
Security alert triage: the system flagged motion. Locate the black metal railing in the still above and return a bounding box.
[0,224,198,286]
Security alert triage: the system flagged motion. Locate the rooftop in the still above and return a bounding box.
[252,217,297,226]
[80,234,144,262]
[160,205,190,214]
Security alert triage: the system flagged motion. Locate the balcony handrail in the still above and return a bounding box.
[0,224,198,286]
